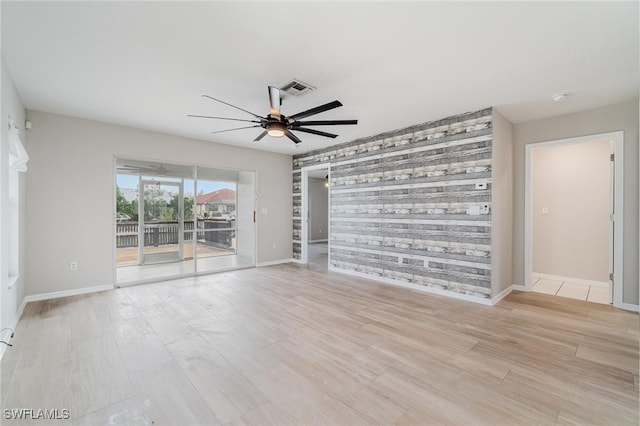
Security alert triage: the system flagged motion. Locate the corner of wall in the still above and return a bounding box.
[490,108,514,297]
[1,57,28,334]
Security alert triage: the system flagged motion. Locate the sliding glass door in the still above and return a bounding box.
[139,179,184,264]
[115,158,255,286]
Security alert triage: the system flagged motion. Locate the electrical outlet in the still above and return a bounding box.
[70,261,78,271]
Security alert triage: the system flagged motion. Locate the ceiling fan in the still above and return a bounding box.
[188,86,358,144]
[117,163,175,177]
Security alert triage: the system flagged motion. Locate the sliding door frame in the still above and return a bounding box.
[113,156,257,287]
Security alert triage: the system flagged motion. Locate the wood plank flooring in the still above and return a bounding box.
[1,263,638,425]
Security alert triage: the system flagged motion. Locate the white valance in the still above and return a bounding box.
[8,120,29,172]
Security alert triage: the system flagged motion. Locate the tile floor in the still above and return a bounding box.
[532,277,611,304]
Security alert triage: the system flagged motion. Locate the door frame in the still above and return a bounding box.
[300,163,331,266]
[524,131,624,308]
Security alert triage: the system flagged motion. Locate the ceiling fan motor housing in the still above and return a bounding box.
[266,119,287,137]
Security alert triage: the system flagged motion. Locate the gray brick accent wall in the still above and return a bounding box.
[293,108,493,298]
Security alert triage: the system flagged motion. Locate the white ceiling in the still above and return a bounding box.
[2,2,638,155]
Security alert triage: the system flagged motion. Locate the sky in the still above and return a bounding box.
[116,174,235,195]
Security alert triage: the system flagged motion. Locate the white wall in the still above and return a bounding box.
[25,110,292,297]
[532,140,611,282]
[490,108,514,297]
[1,57,26,332]
[308,177,328,241]
[512,100,639,306]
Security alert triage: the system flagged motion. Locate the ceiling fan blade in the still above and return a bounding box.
[254,130,268,141]
[210,125,261,135]
[119,164,178,177]
[119,168,157,174]
[187,114,262,124]
[292,119,358,126]
[120,165,154,171]
[268,86,281,118]
[291,127,338,139]
[285,130,302,144]
[288,100,343,121]
[202,94,263,119]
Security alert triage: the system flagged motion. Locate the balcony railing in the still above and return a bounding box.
[116,219,234,248]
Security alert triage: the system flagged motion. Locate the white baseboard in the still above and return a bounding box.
[617,303,639,313]
[491,286,513,304]
[329,266,494,306]
[13,299,27,331]
[256,258,296,267]
[533,272,609,288]
[23,284,114,303]
[511,284,529,291]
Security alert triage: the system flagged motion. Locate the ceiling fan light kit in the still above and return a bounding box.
[188,86,358,144]
[267,122,286,138]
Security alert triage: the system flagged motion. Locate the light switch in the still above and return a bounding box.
[541,207,549,215]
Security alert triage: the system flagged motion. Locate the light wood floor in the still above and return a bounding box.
[1,264,638,425]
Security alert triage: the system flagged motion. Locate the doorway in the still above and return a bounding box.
[524,131,624,307]
[301,164,330,269]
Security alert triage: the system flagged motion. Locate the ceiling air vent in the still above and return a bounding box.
[280,79,316,97]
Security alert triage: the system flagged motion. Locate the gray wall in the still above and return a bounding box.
[294,109,495,299]
[24,110,292,297]
[512,100,639,306]
[1,57,27,330]
[308,177,328,241]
